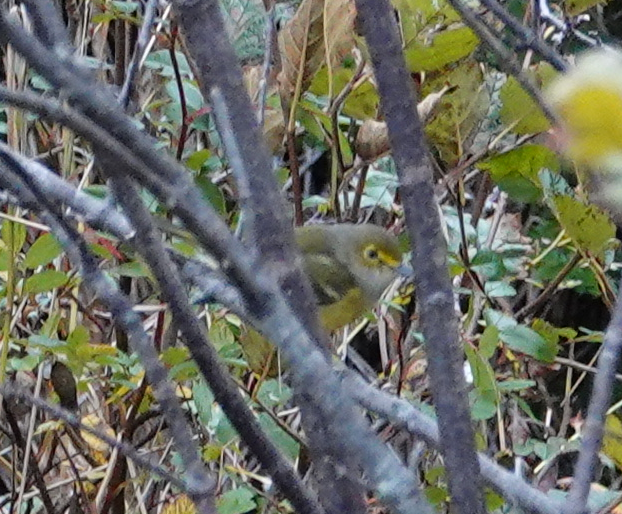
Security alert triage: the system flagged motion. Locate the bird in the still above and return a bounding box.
[241,223,410,376]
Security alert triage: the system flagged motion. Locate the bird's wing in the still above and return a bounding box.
[302,253,357,307]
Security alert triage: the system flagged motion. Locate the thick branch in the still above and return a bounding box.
[354,1,486,513]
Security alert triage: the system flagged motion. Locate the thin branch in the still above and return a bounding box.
[1,8,435,514]
[343,372,564,514]
[354,1,486,513]
[169,27,189,161]
[173,4,436,513]
[555,356,622,383]
[478,0,567,71]
[102,163,326,514]
[565,277,622,514]
[0,383,187,492]
[0,141,134,240]
[22,0,70,50]
[446,0,559,125]
[119,0,159,109]
[0,152,216,513]
[516,251,582,321]
[257,6,275,129]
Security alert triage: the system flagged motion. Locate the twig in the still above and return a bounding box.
[478,0,567,71]
[344,371,564,514]
[538,0,600,47]
[0,383,187,492]
[169,26,190,161]
[565,275,622,514]
[0,149,216,512]
[555,356,622,383]
[446,0,559,125]
[119,0,159,108]
[257,6,275,128]
[350,164,369,220]
[516,251,582,321]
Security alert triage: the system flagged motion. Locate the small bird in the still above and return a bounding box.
[241,223,410,375]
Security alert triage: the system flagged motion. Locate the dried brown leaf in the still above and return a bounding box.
[278,0,356,103]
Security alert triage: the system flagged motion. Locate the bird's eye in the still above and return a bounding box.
[365,247,379,260]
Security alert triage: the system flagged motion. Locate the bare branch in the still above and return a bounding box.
[0,383,187,492]
[565,278,622,514]
[344,372,564,514]
[354,0,486,513]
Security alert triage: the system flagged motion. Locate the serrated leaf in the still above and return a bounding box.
[196,175,226,214]
[500,65,556,134]
[478,145,559,203]
[405,27,479,72]
[499,325,558,362]
[25,270,69,294]
[553,195,615,255]
[485,281,517,298]
[24,233,63,269]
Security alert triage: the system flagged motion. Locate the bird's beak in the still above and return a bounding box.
[395,262,414,278]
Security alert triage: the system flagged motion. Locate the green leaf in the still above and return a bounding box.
[308,67,379,120]
[423,62,487,165]
[394,0,461,39]
[257,413,300,460]
[256,379,293,408]
[470,250,506,280]
[217,487,257,514]
[566,0,608,15]
[497,379,536,391]
[111,261,150,278]
[405,27,479,72]
[484,281,517,298]
[532,318,577,346]
[186,149,211,171]
[24,270,69,294]
[499,65,556,134]
[553,195,615,256]
[499,325,558,362]
[484,308,517,331]
[478,145,559,203]
[24,233,63,269]
[193,378,215,427]
[469,388,497,420]
[9,353,40,371]
[29,334,65,348]
[2,220,27,255]
[425,486,450,505]
[479,325,499,359]
[0,249,10,271]
[143,50,193,78]
[161,347,191,367]
[196,175,226,214]
[485,489,505,511]
[164,79,204,123]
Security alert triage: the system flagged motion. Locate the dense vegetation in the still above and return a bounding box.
[2,0,622,513]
